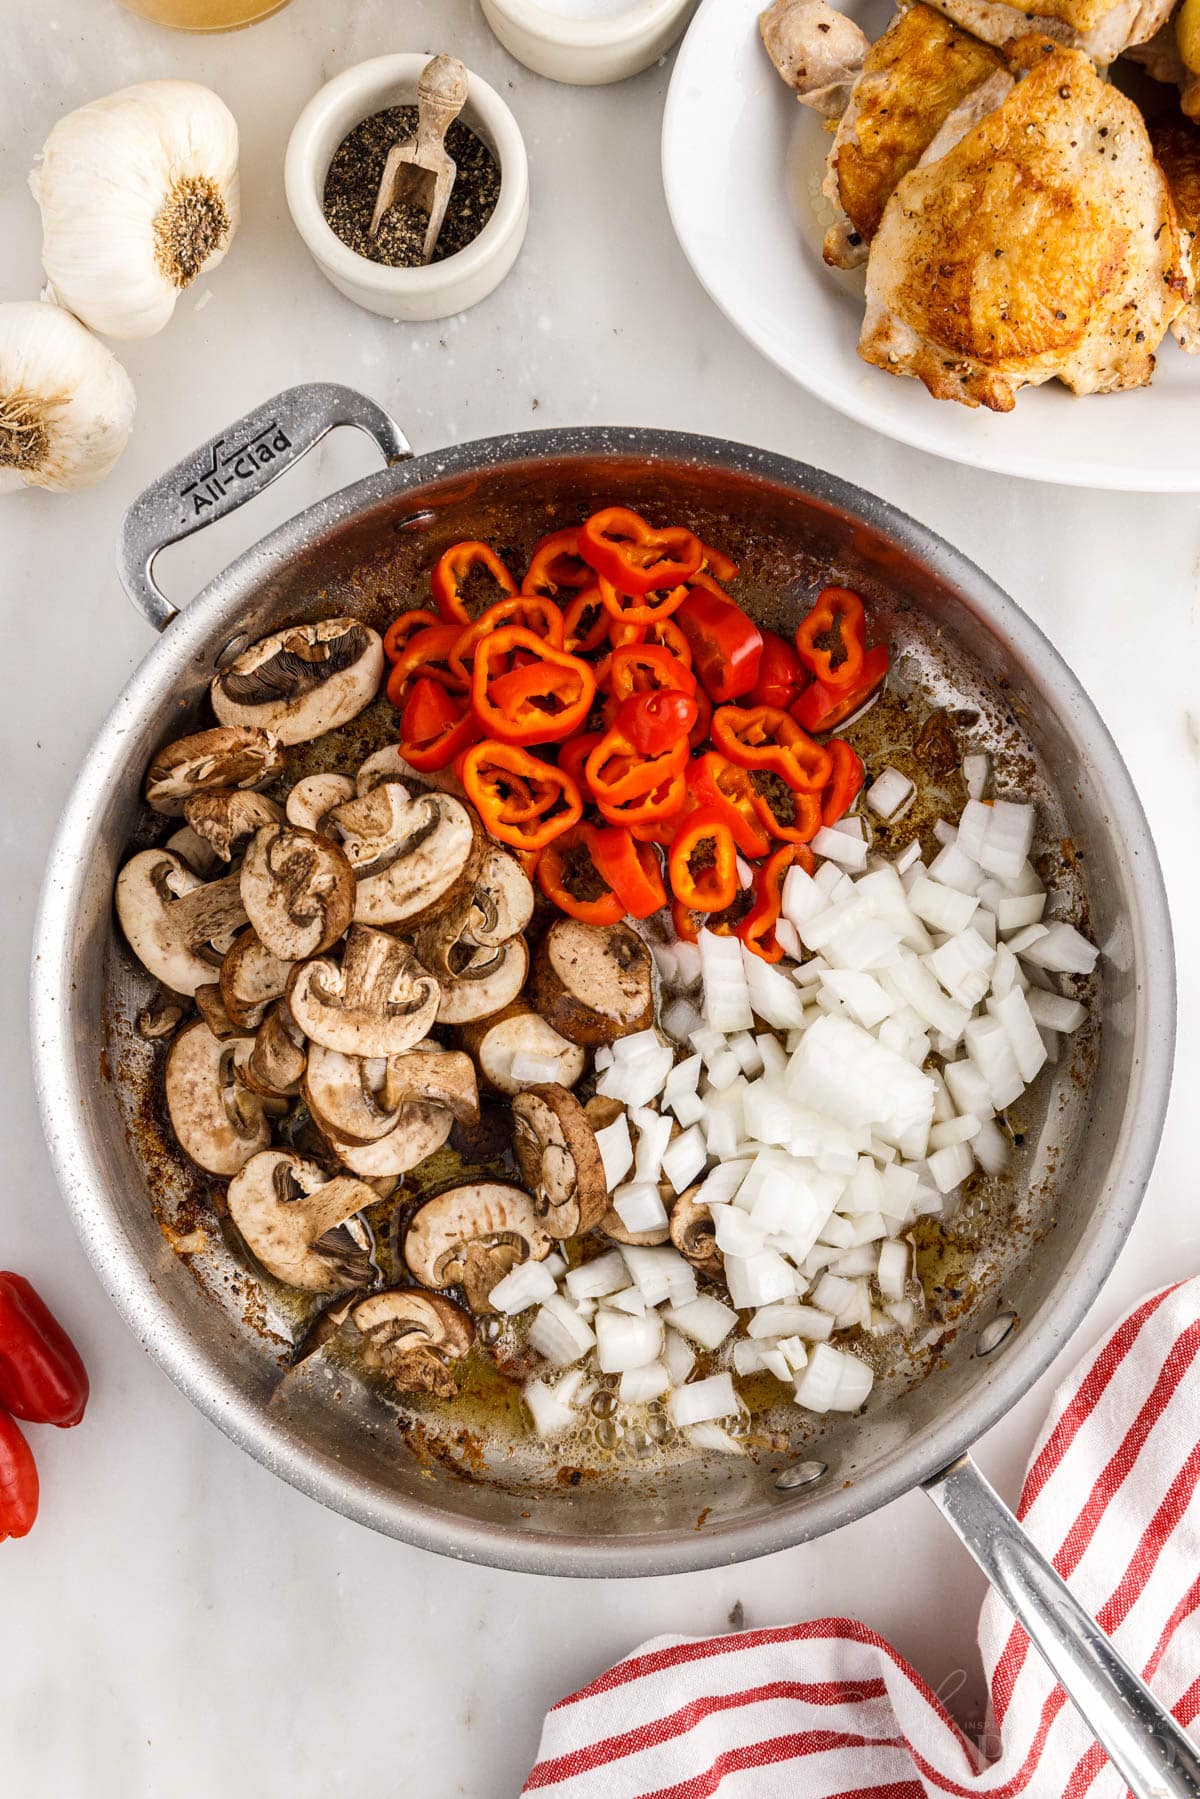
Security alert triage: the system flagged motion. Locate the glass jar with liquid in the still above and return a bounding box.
[118,0,290,28]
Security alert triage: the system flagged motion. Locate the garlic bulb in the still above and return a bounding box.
[0,301,136,494]
[31,81,240,341]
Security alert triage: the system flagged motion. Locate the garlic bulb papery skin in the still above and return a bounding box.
[31,81,240,341]
[0,302,136,495]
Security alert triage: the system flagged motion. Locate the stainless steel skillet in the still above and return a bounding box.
[31,384,1191,1794]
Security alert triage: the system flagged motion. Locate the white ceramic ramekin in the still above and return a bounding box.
[480,0,697,85]
[285,53,529,321]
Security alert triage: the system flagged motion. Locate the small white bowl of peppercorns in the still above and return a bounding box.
[285,53,529,322]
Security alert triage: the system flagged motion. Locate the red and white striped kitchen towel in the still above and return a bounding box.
[524,1278,1200,1797]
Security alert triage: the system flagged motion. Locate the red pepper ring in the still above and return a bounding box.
[562,587,610,656]
[750,777,823,847]
[537,826,626,926]
[431,540,517,627]
[383,608,441,664]
[471,627,596,746]
[613,690,698,757]
[795,585,867,690]
[398,677,481,773]
[523,528,596,597]
[460,741,582,849]
[448,594,565,681]
[668,804,739,913]
[0,1272,89,1428]
[674,576,764,704]
[821,738,865,828]
[736,845,795,963]
[579,505,703,597]
[585,730,689,828]
[791,644,890,736]
[608,642,696,703]
[0,1412,38,1543]
[690,751,772,858]
[586,824,666,920]
[557,731,602,807]
[699,539,740,584]
[385,623,469,709]
[596,572,690,628]
[710,703,834,793]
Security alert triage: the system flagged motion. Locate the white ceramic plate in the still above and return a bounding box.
[662,0,1200,490]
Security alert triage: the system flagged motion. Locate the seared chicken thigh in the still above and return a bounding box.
[759,0,871,119]
[1151,119,1200,349]
[911,0,1173,64]
[859,39,1189,409]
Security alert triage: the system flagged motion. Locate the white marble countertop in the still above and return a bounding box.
[3,1,1199,1793]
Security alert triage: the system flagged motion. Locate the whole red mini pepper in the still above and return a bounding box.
[750,630,810,711]
[613,690,698,757]
[0,1273,89,1427]
[674,576,764,703]
[0,1413,38,1542]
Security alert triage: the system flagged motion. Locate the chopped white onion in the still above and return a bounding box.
[685,1422,746,1455]
[663,1294,738,1350]
[661,1125,709,1194]
[529,1293,597,1366]
[812,826,869,871]
[490,1260,559,1315]
[962,753,989,801]
[613,1181,670,1234]
[867,766,915,822]
[1019,921,1099,976]
[663,1327,697,1387]
[794,1343,873,1413]
[619,1361,669,1404]
[595,1115,634,1192]
[700,929,754,1034]
[594,1307,663,1373]
[524,1378,576,1438]
[876,1238,909,1301]
[668,1372,738,1427]
[1026,988,1087,1033]
[631,1107,673,1184]
[565,1250,630,1302]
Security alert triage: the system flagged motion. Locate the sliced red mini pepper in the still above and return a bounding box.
[791,644,890,735]
[460,741,582,850]
[735,846,794,963]
[689,684,713,751]
[398,677,480,772]
[0,1274,89,1428]
[710,703,833,792]
[671,897,701,942]
[699,539,740,584]
[557,731,602,806]
[795,586,867,690]
[385,623,469,709]
[562,588,609,656]
[585,728,689,828]
[674,576,764,704]
[750,630,810,711]
[523,528,595,597]
[471,628,596,746]
[383,608,441,664]
[668,804,739,913]
[0,1412,38,1543]
[431,541,517,626]
[613,690,698,757]
[579,506,703,597]
[608,642,696,704]
[448,594,565,681]
[596,573,690,628]
[749,772,823,846]
[821,738,865,827]
[690,751,772,858]
[537,826,625,926]
[586,825,666,919]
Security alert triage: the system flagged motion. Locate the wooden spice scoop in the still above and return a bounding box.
[369,54,470,263]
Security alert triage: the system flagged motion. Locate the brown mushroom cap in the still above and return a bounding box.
[183,788,283,862]
[287,926,440,1057]
[511,1084,609,1238]
[322,1100,454,1178]
[404,1181,552,1312]
[332,785,481,930]
[239,824,355,962]
[599,1208,671,1247]
[164,1019,271,1176]
[193,982,239,1039]
[219,928,294,1031]
[116,851,248,996]
[304,1044,406,1144]
[531,919,654,1046]
[348,1289,473,1397]
[144,725,285,816]
[381,1050,479,1124]
[465,845,534,948]
[670,1185,723,1279]
[240,1001,307,1100]
[164,824,224,881]
[458,1002,587,1096]
[227,1149,376,1292]
[210,618,384,746]
[434,937,529,1026]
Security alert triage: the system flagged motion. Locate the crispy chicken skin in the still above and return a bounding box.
[909,0,1173,63]
[1151,119,1200,349]
[823,6,1008,267]
[859,39,1189,410]
[759,0,870,119]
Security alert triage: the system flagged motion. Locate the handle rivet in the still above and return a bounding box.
[215,633,250,670]
[775,1459,827,1491]
[977,1311,1017,1356]
[394,509,437,534]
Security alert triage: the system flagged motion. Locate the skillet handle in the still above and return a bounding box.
[117,383,412,631]
[924,1453,1200,1798]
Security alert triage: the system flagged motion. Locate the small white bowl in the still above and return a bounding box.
[285,54,529,321]
[480,0,698,85]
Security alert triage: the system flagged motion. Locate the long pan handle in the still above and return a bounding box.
[924,1453,1200,1797]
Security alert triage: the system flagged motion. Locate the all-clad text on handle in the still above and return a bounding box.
[117,383,412,632]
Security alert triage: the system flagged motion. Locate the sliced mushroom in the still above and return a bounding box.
[227,1149,376,1292]
[332,785,480,929]
[211,618,384,746]
[435,938,529,1026]
[465,845,534,948]
[219,928,294,1032]
[165,824,224,880]
[584,1095,625,1132]
[392,754,467,800]
[194,982,239,1039]
[239,824,355,962]
[287,927,440,1056]
[348,1289,474,1398]
[459,1002,587,1096]
[355,747,411,795]
[285,773,355,836]
[144,725,285,816]
[305,1043,408,1144]
[511,1084,608,1238]
[531,919,654,1046]
[599,1203,671,1247]
[164,1019,271,1176]
[404,1182,552,1312]
[183,788,284,862]
[137,987,188,1040]
[324,1101,455,1178]
[240,1001,307,1100]
[381,1049,478,1124]
[670,1186,723,1280]
[116,851,248,996]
